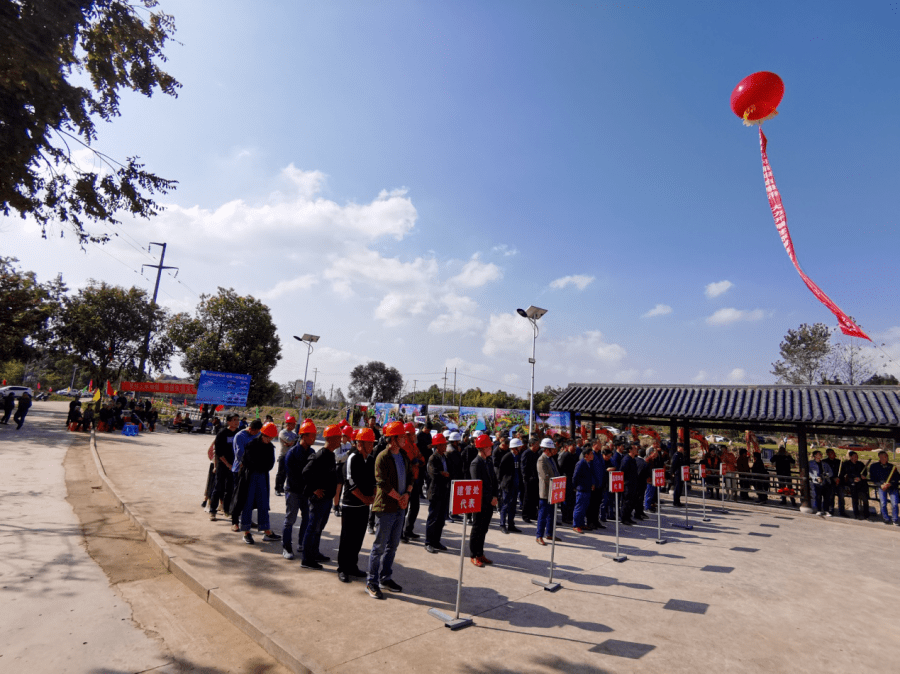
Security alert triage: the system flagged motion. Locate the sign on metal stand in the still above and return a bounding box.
[532,476,566,591]
[673,465,693,530]
[720,463,729,513]
[603,471,627,562]
[428,479,481,630]
[653,468,666,544]
[700,464,711,522]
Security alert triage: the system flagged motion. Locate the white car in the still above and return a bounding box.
[0,386,34,399]
[706,434,727,443]
[603,426,620,436]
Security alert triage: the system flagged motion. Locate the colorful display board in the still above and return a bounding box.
[195,371,251,406]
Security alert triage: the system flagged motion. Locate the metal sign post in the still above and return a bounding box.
[653,468,666,545]
[720,463,728,513]
[603,471,627,562]
[533,476,566,591]
[429,479,480,630]
[673,465,693,530]
[700,464,711,522]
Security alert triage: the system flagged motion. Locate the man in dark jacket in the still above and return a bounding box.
[469,434,498,567]
[425,434,451,552]
[520,438,540,523]
[633,445,651,520]
[771,447,796,507]
[1,391,16,425]
[207,414,239,521]
[281,420,316,559]
[619,444,638,525]
[869,451,899,525]
[337,428,377,582]
[444,432,464,522]
[239,423,281,545]
[498,438,522,534]
[670,443,688,507]
[840,452,871,520]
[823,448,845,517]
[300,424,341,569]
[556,440,579,526]
[572,447,595,533]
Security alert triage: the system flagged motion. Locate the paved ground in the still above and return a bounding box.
[0,401,291,674]
[91,417,900,674]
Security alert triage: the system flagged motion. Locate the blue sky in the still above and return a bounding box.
[5,0,899,397]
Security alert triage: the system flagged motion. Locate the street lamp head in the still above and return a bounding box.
[294,334,320,343]
[519,306,548,320]
[516,308,528,318]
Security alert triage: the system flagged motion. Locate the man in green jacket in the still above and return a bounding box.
[366,421,412,599]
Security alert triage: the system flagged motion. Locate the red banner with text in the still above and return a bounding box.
[119,381,197,395]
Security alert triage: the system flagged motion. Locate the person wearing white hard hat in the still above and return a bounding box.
[521,437,541,523]
[445,432,464,522]
[498,438,523,534]
[535,438,561,545]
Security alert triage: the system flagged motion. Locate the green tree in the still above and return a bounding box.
[771,323,833,385]
[56,280,173,385]
[169,288,282,407]
[349,361,403,403]
[0,257,66,361]
[1,0,179,244]
[862,373,899,386]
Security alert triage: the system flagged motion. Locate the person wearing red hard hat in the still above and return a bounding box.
[281,419,317,560]
[424,433,451,553]
[238,422,282,545]
[401,422,425,544]
[337,426,377,583]
[365,420,411,599]
[299,424,342,570]
[275,415,298,496]
[469,434,499,567]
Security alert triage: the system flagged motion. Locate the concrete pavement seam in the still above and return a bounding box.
[89,431,322,674]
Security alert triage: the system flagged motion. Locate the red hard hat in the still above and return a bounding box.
[323,424,342,438]
[298,420,317,435]
[475,434,492,449]
[351,429,359,440]
[338,419,349,427]
[285,415,297,424]
[383,420,405,437]
[261,422,279,438]
[341,425,353,437]
[404,422,416,433]
[356,427,375,442]
[431,434,447,446]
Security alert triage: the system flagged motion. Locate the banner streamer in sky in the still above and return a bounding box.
[730,71,870,341]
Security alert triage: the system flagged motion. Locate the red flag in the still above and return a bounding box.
[106,380,114,396]
[759,129,870,340]
[37,382,41,390]
[88,379,93,392]
[169,398,173,405]
[183,398,187,405]
[216,404,224,412]
[2,379,5,385]
[49,387,53,392]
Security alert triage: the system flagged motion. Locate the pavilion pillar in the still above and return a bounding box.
[570,413,577,441]
[669,421,678,454]
[797,426,813,513]
[590,414,597,440]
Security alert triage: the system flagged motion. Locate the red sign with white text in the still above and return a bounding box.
[652,468,666,487]
[681,465,690,482]
[451,480,482,515]
[549,476,567,505]
[720,463,728,477]
[120,381,197,395]
[609,471,624,493]
[699,464,707,479]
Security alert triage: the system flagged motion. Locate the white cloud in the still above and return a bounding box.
[725,368,747,384]
[557,330,627,364]
[428,294,482,334]
[492,244,518,257]
[260,274,318,299]
[482,312,536,357]
[642,303,672,318]
[706,308,765,326]
[374,291,429,326]
[549,274,595,291]
[705,280,733,298]
[450,255,503,289]
[692,370,709,383]
[444,357,491,376]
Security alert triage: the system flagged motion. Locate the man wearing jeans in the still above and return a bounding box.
[870,451,900,526]
[300,424,341,569]
[281,420,316,559]
[535,438,560,545]
[366,421,411,599]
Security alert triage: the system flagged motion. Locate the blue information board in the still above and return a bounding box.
[196,371,252,406]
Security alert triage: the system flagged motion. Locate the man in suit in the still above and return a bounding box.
[468,434,498,567]
[425,434,451,553]
[521,438,541,523]
[619,443,638,525]
[670,443,688,508]
[498,438,523,534]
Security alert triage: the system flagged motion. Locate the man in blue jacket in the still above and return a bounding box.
[870,451,899,525]
[572,447,595,533]
[281,420,316,559]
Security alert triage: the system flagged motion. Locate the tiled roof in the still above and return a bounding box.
[552,384,900,428]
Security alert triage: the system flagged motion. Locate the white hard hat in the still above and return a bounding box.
[540,438,555,449]
[472,430,483,437]
[442,430,451,437]
[490,435,496,441]
[430,430,438,437]
[449,432,462,442]
[510,438,523,448]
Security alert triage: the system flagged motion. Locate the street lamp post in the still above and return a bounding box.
[516,306,548,440]
[293,334,320,414]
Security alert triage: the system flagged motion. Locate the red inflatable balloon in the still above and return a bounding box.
[730,71,784,125]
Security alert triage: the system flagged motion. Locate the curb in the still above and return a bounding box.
[88,431,326,674]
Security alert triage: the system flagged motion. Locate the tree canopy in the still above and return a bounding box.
[0,256,63,361]
[771,323,833,385]
[169,288,282,407]
[349,361,403,403]
[0,0,179,244]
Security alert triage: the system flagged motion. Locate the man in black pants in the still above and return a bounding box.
[521,438,540,523]
[840,452,871,520]
[468,434,498,567]
[402,423,425,542]
[337,428,376,582]
[425,434,451,553]
[556,439,579,526]
[670,443,687,507]
[300,424,341,569]
[208,414,239,521]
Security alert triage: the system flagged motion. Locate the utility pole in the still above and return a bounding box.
[453,368,457,406]
[312,368,318,407]
[329,384,334,409]
[412,380,417,405]
[140,242,178,380]
[442,368,448,406]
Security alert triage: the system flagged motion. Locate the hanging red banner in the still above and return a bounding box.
[759,129,870,340]
[120,381,197,394]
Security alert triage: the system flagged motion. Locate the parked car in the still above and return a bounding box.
[56,387,81,397]
[0,385,34,399]
[706,434,727,443]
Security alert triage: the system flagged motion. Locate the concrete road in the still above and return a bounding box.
[94,419,900,674]
[0,401,290,674]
